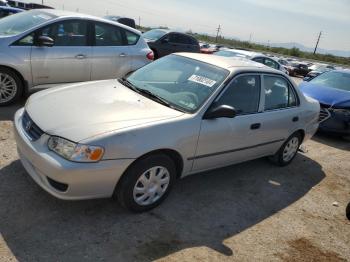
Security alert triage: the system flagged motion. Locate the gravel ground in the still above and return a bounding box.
[0,77,349,261]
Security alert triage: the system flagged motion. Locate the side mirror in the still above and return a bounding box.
[37,36,54,47]
[203,104,236,119]
[303,76,311,81]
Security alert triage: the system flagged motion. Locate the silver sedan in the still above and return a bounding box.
[0,9,153,105]
[14,53,320,212]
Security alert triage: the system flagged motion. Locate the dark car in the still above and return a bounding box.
[304,64,336,81]
[104,16,136,29]
[299,70,350,136]
[143,29,200,59]
[287,62,309,77]
[0,5,22,18]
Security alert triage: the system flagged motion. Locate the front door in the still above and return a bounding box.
[31,19,91,86]
[193,74,269,172]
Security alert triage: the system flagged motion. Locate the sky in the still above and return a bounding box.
[29,0,350,52]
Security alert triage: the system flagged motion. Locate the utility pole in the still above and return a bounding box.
[42,0,44,4]
[249,33,252,43]
[138,16,141,27]
[313,31,322,54]
[215,25,221,43]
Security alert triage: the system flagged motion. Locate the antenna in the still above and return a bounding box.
[313,31,322,54]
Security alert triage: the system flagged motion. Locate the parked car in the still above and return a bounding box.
[304,64,335,80]
[14,53,320,212]
[143,29,200,59]
[0,5,22,18]
[300,70,350,136]
[0,9,153,106]
[286,62,309,77]
[214,49,288,74]
[104,16,136,29]
[200,43,216,54]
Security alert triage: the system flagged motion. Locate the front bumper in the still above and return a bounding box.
[319,110,350,136]
[14,108,134,200]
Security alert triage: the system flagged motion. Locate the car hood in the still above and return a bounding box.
[299,82,350,108]
[26,80,184,142]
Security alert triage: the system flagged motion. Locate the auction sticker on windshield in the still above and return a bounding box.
[188,75,217,87]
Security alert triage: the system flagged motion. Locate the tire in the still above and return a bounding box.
[116,154,176,212]
[269,132,302,166]
[0,67,23,106]
[346,202,350,220]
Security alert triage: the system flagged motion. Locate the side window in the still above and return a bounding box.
[94,22,124,46]
[38,20,88,46]
[13,33,34,46]
[177,35,191,44]
[125,30,139,45]
[264,58,279,69]
[168,34,180,44]
[264,76,297,111]
[217,75,261,115]
[252,57,264,64]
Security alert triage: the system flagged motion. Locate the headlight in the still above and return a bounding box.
[48,136,104,162]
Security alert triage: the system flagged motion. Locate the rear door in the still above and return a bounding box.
[90,22,132,80]
[31,19,92,85]
[258,74,302,148]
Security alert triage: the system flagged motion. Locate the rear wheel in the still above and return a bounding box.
[0,68,23,106]
[269,132,302,166]
[116,154,176,212]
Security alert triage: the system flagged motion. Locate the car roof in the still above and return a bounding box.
[35,9,141,35]
[175,53,280,73]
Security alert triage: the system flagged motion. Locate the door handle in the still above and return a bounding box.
[250,123,261,130]
[292,116,299,122]
[75,54,86,59]
[119,53,127,57]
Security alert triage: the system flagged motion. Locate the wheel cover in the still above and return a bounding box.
[133,166,170,206]
[282,137,299,162]
[0,73,17,104]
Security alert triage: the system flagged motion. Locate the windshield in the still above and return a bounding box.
[0,10,56,36]
[143,29,167,41]
[127,55,229,113]
[310,71,350,92]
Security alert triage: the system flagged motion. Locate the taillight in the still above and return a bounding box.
[146,51,154,61]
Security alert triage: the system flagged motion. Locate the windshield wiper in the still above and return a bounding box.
[118,77,185,112]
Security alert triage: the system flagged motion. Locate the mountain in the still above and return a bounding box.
[268,42,350,58]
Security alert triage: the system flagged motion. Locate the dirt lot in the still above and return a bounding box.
[0,78,349,261]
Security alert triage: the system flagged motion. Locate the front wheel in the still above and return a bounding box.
[269,133,302,166]
[0,68,23,106]
[116,154,176,212]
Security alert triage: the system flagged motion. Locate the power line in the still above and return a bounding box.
[215,25,221,43]
[313,31,322,54]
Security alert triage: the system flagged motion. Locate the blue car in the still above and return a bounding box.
[0,6,23,18]
[299,70,350,136]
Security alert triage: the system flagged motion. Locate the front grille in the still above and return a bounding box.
[22,111,44,141]
[319,107,331,123]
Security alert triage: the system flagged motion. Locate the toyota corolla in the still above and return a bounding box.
[14,54,320,212]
